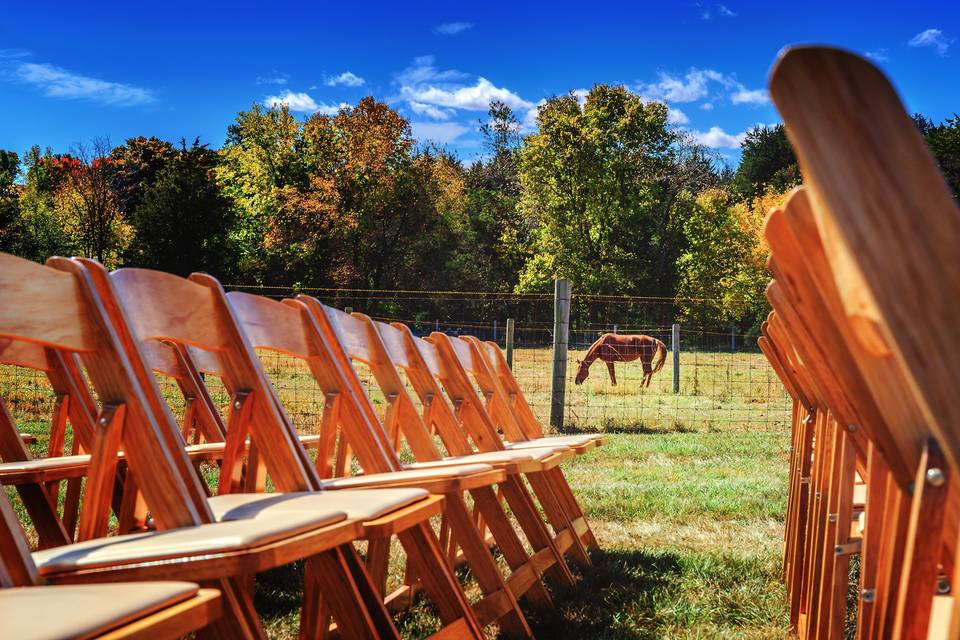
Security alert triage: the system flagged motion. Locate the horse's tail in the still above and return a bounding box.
[652,339,667,375]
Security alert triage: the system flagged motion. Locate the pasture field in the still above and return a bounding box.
[1,345,792,638]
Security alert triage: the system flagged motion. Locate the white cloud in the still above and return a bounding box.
[731,88,769,105]
[638,67,767,108]
[265,90,347,115]
[865,49,890,62]
[410,101,453,120]
[325,71,365,87]
[256,72,288,85]
[13,62,155,106]
[700,102,714,110]
[688,126,747,149]
[521,100,545,132]
[411,121,469,143]
[718,4,736,17]
[434,22,474,35]
[638,69,728,103]
[667,106,689,125]
[401,76,534,112]
[396,56,468,86]
[908,28,952,56]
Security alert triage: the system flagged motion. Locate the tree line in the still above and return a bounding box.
[1,86,957,333]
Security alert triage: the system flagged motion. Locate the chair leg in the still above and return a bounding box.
[545,466,599,549]
[301,545,400,640]
[396,521,485,639]
[499,475,577,588]
[470,484,555,609]
[443,491,534,638]
[526,470,592,568]
[198,577,268,640]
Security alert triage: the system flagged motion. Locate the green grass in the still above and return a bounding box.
[0,351,793,638]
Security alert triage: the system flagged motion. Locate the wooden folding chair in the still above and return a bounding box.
[756,44,960,638]
[300,300,584,606]
[78,262,485,640]
[0,486,221,639]
[428,330,600,561]
[0,252,419,640]
[205,290,544,637]
[341,317,596,571]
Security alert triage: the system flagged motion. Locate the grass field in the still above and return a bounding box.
[1,346,792,638]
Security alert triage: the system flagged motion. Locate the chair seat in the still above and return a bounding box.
[0,582,200,640]
[34,496,349,574]
[504,434,605,450]
[853,483,866,507]
[318,464,493,490]
[404,446,567,470]
[208,487,429,523]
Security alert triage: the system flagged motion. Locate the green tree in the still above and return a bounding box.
[732,124,799,200]
[915,113,960,198]
[516,85,715,295]
[0,150,20,253]
[125,140,236,276]
[462,102,529,290]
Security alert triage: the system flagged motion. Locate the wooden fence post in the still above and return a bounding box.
[672,323,680,394]
[505,318,515,370]
[550,279,572,429]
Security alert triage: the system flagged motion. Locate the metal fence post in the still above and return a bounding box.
[672,323,680,394]
[505,318,515,370]
[731,324,736,351]
[493,319,498,342]
[550,279,572,429]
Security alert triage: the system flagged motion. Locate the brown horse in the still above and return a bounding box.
[574,333,667,387]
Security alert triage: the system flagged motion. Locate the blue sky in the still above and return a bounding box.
[1,1,958,165]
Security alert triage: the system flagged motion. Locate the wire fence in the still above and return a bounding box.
[0,286,790,438]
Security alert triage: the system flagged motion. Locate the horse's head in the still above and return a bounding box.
[574,359,589,385]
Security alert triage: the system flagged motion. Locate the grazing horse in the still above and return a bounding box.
[574,333,667,387]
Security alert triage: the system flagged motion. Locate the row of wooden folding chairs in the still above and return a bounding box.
[757,46,960,639]
[0,253,605,637]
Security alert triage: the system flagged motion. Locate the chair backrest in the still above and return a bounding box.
[307,303,447,462]
[225,291,401,477]
[79,262,319,493]
[0,254,209,532]
[763,46,960,638]
[429,332,528,445]
[770,46,960,482]
[473,340,547,440]
[384,326,506,453]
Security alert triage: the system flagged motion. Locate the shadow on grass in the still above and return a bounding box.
[524,548,683,640]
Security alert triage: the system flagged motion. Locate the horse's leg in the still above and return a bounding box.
[606,360,617,386]
[642,357,653,388]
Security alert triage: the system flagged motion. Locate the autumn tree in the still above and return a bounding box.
[15,146,75,261]
[51,139,130,266]
[675,187,786,331]
[110,137,177,213]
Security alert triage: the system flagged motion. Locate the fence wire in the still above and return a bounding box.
[0,287,790,437]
